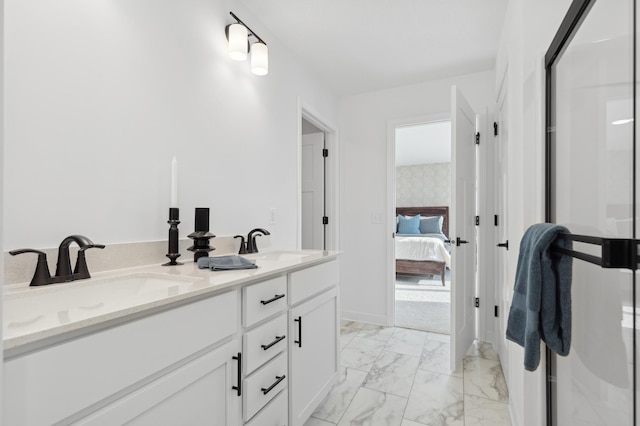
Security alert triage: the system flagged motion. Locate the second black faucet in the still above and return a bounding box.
[235,228,270,254]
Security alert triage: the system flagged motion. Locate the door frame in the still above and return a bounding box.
[385,112,450,326]
[494,65,510,372]
[297,98,340,251]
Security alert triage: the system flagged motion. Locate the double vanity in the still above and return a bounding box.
[3,250,340,426]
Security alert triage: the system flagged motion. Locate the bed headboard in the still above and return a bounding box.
[396,206,449,236]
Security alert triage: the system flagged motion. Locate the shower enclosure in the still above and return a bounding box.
[545,0,638,424]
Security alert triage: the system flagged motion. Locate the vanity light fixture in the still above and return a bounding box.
[251,42,268,76]
[227,23,248,61]
[225,12,269,76]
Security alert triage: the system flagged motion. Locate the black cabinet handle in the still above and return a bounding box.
[261,294,285,305]
[497,240,509,250]
[232,352,242,396]
[456,237,469,246]
[294,316,302,348]
[261,375,286,395]
[261,335,286,351]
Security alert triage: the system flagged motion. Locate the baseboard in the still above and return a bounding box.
[340,310,387,326]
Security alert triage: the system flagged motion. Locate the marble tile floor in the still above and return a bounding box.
[305,321,511,426]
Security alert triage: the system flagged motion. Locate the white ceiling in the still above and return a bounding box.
[396,121,451,166]
[240,0,508,96]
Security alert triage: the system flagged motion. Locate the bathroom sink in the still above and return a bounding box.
[4,273,202,338]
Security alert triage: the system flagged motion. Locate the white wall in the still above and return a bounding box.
[4,0,337,251]
[495,1,572,425]
[338,70,495,324]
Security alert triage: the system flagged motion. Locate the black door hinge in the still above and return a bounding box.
[322,216,328,225]
[475,298,480,308]
[493,122,498,136]
[494,305,499,317]
[475,216,480,226]
[322,148,328,158]
[494,215,499,226]
[475,132,480,145]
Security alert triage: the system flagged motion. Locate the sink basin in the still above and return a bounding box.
[4,273,202,338]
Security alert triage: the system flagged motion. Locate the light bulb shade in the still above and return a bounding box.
[251,42,269,76]
[227,23,248,61]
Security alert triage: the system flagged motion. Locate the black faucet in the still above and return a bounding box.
[246,228,270,254]
[10,235,105,286]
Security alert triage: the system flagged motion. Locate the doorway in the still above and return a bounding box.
[301,118,326,250]
[393,120,453,335]
[387,87,480,371]
[299,104,338,252]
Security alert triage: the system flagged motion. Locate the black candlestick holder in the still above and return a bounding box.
[163,207,183,266]
[187,207,215,262]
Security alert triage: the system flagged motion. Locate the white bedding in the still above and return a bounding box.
[395,235,451,267]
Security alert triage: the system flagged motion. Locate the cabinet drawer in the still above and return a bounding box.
[4,291,238,426]
[245,389,288,426]
[243,314,288,374]
[243,352,288,420]
[289,260,339,305]
[243,276,287,327]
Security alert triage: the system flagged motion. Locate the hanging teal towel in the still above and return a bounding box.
[506,223,573,371]
[197,255,258,271]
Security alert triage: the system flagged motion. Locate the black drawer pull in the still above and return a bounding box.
[260,294,285,305]
[232,352,242,397]
[294,316,302,348]
[261,375,286,395]
[261,335,286,351]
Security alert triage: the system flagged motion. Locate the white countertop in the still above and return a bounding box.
[3,250,339,354]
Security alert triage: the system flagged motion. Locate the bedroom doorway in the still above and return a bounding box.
[393,120,452,335]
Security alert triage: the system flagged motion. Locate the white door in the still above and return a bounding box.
[301,132,325,250]
[450,86,477,370]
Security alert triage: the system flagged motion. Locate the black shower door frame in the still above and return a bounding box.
[544,0,637,425]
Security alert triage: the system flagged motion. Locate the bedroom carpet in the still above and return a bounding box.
[395,273,450,334]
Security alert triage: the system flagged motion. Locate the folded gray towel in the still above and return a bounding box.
[197,255,258,271]
[506,223,572,371]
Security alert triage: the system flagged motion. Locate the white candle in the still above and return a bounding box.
[170,156,178,207]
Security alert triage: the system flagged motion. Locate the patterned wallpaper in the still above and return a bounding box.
[396,163,451,207]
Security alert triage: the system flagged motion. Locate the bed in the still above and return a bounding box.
[395,206,450,286]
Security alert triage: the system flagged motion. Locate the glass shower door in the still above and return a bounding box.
[546,0,637,424]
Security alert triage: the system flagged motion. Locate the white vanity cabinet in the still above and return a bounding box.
[4,290,240,426]
[288,260,339,426]
[3,253,340,426]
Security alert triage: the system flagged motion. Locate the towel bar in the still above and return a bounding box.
[552,233,639,270]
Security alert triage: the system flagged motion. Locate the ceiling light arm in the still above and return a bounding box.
[229,12,267,46]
